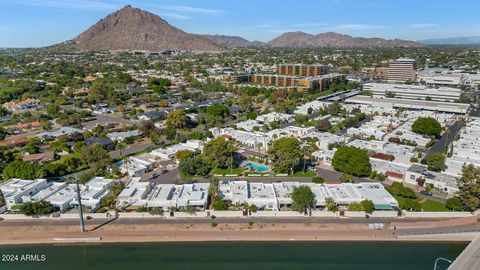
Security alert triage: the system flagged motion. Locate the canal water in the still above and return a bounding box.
[0,241,468,270]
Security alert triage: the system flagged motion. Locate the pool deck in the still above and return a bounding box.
[448,233,480,270]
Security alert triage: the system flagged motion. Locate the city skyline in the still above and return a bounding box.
[1,0,480,47]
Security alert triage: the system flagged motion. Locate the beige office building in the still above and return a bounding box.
[388,58,417,83]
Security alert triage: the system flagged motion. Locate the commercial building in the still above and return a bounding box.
[388,58,416,83]
[345,95,470,114]
[363,83,462,102]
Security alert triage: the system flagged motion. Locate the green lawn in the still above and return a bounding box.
[211,167,245,175]
[291,171,317,177]
[393,195,452,212]
[420,199,451,212]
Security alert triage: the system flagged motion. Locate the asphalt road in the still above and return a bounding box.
[142,167,181,184]
[426,121,462,158]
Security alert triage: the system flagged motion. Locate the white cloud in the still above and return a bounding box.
[157,13,192,20]
[332,24,388,30]
[138,3,222,14]
[409,23,438,28]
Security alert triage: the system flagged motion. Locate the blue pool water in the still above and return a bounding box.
[244,162,269,172]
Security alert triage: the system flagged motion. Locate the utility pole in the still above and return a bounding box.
[75,175,85,232]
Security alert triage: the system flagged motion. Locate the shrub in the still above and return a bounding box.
[446,197,464,211]
[312,176,326,184]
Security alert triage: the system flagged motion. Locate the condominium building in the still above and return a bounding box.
[277,64,328,77]
[249,73,346,92]
[388,58,417,83]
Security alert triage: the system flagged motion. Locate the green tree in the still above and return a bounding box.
[212,198,227,210]
[179,155,211,176]
[175,149,194,161]
[316,119,332,132]
[268,137,302,174]
[166,110,187,129]
[445,197,464,211]
[203,137,236,169]
[0,189,5,207]
[325,197,338,212]
[77,143,111,171]
[20,201,54,216]
[411,117,442,137]
[456,164,480,211]
[206,104,229,118]
[332,146,372,177]
[360,199,375,214]
[312,176,325,184]
[427,153,446,172]
[2,160,43,180]
[291,185,316,213]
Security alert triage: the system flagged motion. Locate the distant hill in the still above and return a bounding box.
[418,36,480,45]
[53,5,223,52]
[202,34,265,48]
[268,31,422,47]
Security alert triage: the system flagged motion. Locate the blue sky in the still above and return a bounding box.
[1,0,480,47]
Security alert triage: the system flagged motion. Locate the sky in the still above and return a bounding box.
[1,0,480,48]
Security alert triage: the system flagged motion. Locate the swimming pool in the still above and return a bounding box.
[244,162,269,172]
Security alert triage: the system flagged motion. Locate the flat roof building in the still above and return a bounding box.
[345,95,470,114]
[388,58,416,83]
[363,83,462,102]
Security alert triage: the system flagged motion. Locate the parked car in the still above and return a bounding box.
[420,190,432,196]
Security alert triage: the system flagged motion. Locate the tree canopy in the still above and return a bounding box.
[20,201,54,216]
[411,117,442,137]
[456,164,480,211]
[202,137,236,169]
[427,153,446,172]
[291,185,316,213]
[166,110,187,129]
[2,160,43,180]
[268,137,302,174]
[332,146,371,177]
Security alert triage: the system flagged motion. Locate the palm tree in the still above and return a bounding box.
[227,142,237,173]
[301,145,313,173]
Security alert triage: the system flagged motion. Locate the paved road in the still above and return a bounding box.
[426,121,462,158]
[142,167,181,184]
[0,216,451,227]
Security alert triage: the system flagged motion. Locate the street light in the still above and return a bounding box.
[433,257,452,270]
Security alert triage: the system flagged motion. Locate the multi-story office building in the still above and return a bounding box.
[277,64,328,77]
[388,58,417,83]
